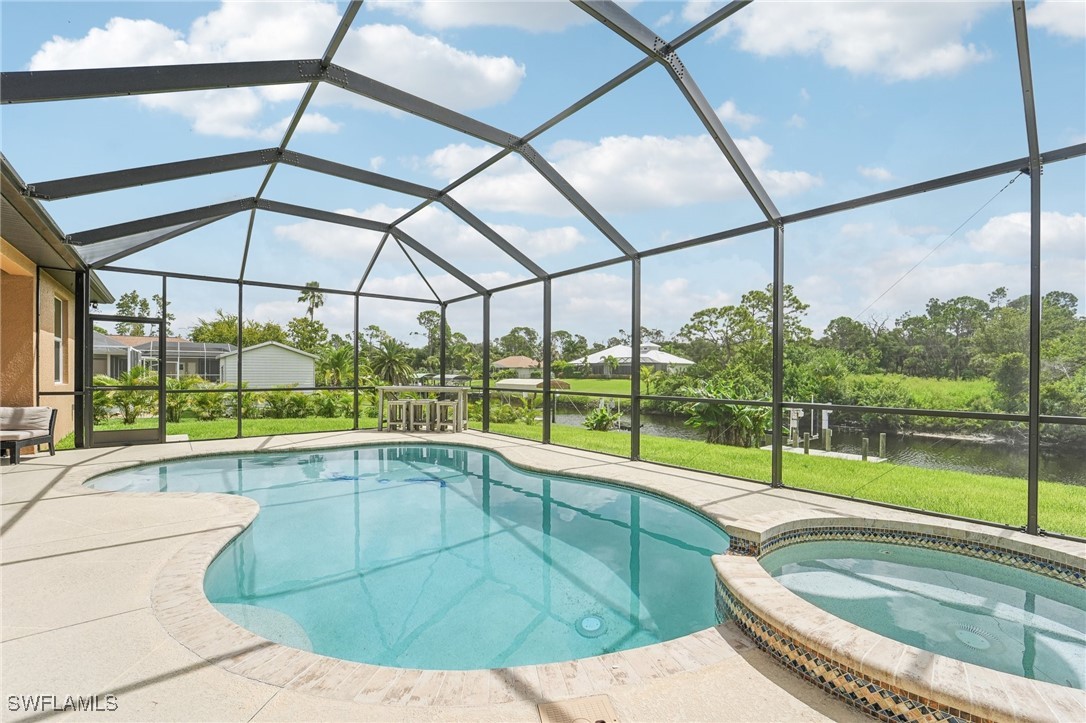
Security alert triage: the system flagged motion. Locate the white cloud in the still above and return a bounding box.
[1029,1,1086,39]
[858,165,894,182]
[369,156,385,171]
[333,24,524,112]
[966,211,1086,256]
[655,11,676,28]
[425,143,499,181]
[707,2,993,81]
[715,99,760,131]
[799,88,811,102]
[786,113,807,129]
[27,2,524,136]
[272,209,386,259]
[441,133,820,216]
[367,0,591,32]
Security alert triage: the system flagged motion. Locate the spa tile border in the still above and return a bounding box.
[732,525,1085,587]
[717,579,969,723]
[714,513,1086,723]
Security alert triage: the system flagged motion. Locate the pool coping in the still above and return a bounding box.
[715,511,1086,723]
[55,431,1086,715]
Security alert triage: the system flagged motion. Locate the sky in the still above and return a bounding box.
[1,0,1083,345]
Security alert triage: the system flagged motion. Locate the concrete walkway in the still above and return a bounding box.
[0,430,1074,722]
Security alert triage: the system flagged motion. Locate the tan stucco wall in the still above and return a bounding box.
[37,271,77,440]
[1,268,36,408]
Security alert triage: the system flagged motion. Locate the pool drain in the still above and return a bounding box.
[576,615,606,638]
[954,624,993,650]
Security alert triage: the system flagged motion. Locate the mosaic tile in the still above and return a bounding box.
[715,579,976,723]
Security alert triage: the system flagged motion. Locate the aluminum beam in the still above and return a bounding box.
[357,232,390,293]
[630,257,641,460]
[392,237,442,302]
[389,227,487,295]
[771,224,784,487]
[440,195,547,278]
[1,60,316,104]
[327,66,518,149]
[519,143,637,258]
[1013,0,1042,535]
[574,1,780,222]
[255,198,390,233]
[26,149,278,200]
[283,152,440,200]
[67,198,254,245]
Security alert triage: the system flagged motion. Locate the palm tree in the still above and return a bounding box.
[297,281,324,321]
[367,338,414,385]
[317,345,355,387]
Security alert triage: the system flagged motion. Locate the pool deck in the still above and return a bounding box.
[2,429,1082,722]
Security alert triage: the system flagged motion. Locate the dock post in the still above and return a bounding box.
[803,432,810,454]
[879,433,886,459]
[861,437,869,461]
[824,428,832,452]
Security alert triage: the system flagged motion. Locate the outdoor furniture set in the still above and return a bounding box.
[0,406,57,465]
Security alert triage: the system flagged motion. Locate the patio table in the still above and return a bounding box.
[376,385,469,432]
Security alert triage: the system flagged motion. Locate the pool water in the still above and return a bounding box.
[89,444,731,669]
[760,540,1086,689]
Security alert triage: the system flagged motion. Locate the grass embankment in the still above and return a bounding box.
[473,421,1086,537]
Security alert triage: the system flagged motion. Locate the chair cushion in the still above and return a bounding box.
[0,407,53,431]
[0,430,38,441]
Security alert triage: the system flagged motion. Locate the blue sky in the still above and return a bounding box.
[2,1,1083,344]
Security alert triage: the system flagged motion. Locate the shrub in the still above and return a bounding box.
[262,387,308,418]
[583,406,620,431]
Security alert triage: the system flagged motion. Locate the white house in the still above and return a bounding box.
[217,341,317,388]
[574,343,694,375]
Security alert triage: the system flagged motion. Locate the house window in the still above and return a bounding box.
[53,298,66,383]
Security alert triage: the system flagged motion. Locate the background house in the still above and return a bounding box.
[91,334,235,382]
[218,341,316,388]
[493,355,541,379]
[574,343,694,376]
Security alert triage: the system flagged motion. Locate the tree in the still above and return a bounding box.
[152,293,175,336]
[495,326,540,359]
[114,291,150,335]
[368,337,414,385]
[297,281,324,321]
[415,310,443,358]
[287,316,329,354]
[190,310,287,347]
[317,344,354,387]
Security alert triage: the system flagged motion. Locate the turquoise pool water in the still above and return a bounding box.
[760,540,1086,689]
[90,444,730,669]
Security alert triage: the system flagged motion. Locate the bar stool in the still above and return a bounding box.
[409,399,433,432]
[386,399,409,431]
[433,400,458,432]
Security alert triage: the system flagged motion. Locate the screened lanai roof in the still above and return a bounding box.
[1,1,1083,339]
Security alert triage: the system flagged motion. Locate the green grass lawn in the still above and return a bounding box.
[475,420,1086,537]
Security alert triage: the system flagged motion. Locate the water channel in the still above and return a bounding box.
[552,411,1085,486]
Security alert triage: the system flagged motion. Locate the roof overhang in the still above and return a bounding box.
[1,153,113,303]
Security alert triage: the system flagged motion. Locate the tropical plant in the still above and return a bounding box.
[262,387,308,419]
[367,337,414,385]
[681,378,771,447]
[583,406,620,431]
[164,375,202,423]
[317,344,355,387]
[297,281,324,321]
[309,390,352,418]
[111,366,158,424]
[92,373,117,423]
[603,355,619,378]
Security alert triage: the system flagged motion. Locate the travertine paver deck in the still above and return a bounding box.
[1,429,1079,722]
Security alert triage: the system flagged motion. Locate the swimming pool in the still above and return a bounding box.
[760,539,1086,689]
[90,444,730,669]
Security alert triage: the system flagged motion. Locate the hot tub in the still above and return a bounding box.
[714,513,1086,723]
